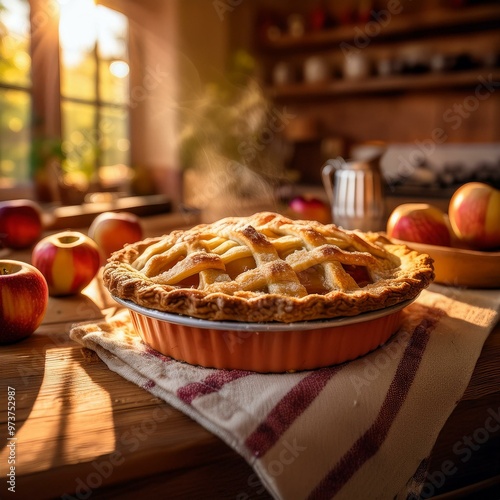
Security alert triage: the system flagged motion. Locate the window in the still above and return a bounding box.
[59,0,130,191]
[0,0,32,188]
[0,0,130,198]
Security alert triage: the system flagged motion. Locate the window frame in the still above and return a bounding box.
[0,0,131,202]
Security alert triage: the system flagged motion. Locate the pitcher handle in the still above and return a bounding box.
[321,157,344,206]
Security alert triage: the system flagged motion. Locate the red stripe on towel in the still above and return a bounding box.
[177,370,252,404]
[245,365,345,458]
[142,345,173,362]
[307,313,440,499]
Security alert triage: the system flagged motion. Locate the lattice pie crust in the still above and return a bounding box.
[103,212,434,323]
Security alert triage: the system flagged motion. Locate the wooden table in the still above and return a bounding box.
[1,214,499,499]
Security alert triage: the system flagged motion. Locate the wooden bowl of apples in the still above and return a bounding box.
[387,183,500,289]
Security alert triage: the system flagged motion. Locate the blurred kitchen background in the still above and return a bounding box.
[1,0,499,221]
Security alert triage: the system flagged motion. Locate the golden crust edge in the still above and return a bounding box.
[102,231,434,323]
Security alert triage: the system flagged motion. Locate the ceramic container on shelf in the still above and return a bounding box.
[342,52,371,80]
[272,61,294,85]
[303,56,330,84]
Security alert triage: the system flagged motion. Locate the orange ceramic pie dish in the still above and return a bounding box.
[113,295,414,372]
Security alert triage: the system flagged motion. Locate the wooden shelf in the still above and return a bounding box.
[268,69,500,99]
[43,194,172,230]
[260,5,500,52]
[254,2,500,148]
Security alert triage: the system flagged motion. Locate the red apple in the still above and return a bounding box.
[0,259,48,344]
[386,203,452,247]
[0,199,43,249]
[88,211,143,259]
[32,231,101,296]
[448,182,500,250]
[288,196,331,224]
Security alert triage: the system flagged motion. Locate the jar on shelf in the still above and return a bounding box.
[272,61,295,85]
[303,56,331,84]
[343,52,371,80]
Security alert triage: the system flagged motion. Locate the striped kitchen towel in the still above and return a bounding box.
[70,284,500,500]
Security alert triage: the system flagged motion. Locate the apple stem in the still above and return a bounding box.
[1,267,9,276]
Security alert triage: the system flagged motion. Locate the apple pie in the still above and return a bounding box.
[103,212,434,323]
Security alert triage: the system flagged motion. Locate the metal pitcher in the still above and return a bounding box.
[321,154,386,232]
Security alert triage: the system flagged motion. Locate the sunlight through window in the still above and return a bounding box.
[59,0,97,66]
[58,0,130,191]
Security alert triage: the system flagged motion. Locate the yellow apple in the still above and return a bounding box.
[32,231,101,296]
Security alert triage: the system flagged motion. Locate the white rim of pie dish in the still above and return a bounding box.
[111,295,417,332]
